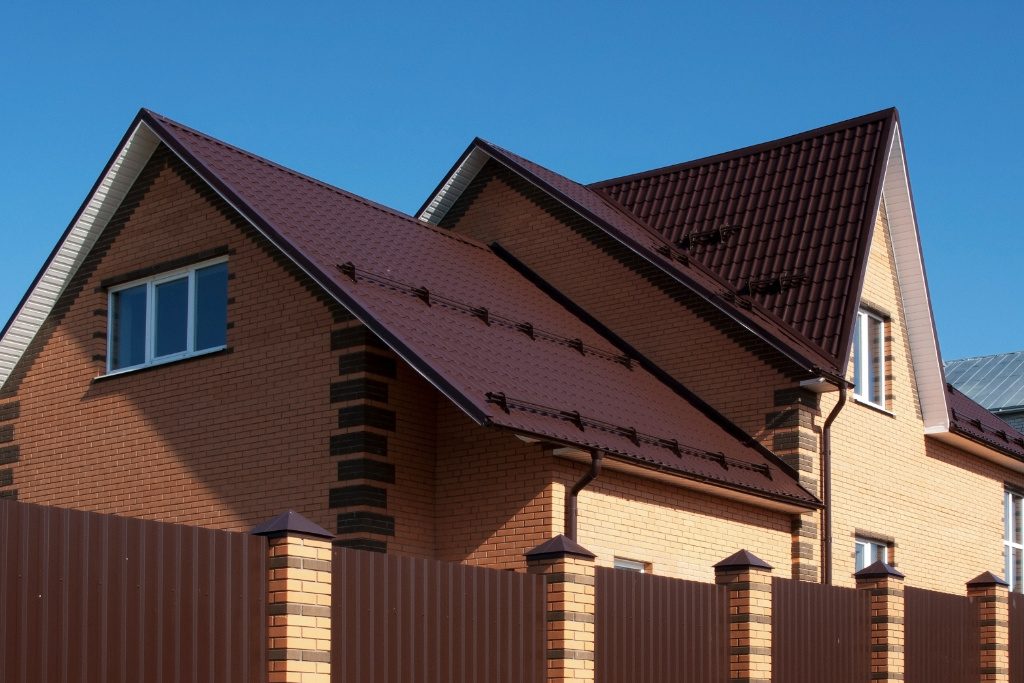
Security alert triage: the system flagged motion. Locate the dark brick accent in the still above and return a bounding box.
[0,425,12,443]
[329,485,386,508]
[337,511,395,536]
[765,408,815,429]
[774,387,821,409]
[338,351,396,378]
[0,469,11,487]
[773,431,818,453]
[330,432,388,457]
[0,446,19,466]
[332,307,357,323]
[331,327,386,350]
[780,452,814,472]
[337,458,395,483]
[338,405,396,431]
[0,490,16,500]
[330,378,389,404]
[0,402,18,422]
[334,538,387,553]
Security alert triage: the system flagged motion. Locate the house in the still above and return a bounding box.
[1,108,1022,595]
[947,351,1024,432]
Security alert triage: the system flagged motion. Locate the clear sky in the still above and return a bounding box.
[1,2,1020,361]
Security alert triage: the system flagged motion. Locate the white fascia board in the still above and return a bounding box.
[881,123,949,432]
[418,147,490,224]
[0,122,160,390]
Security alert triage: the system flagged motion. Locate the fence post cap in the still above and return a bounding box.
[966,571,1009,588]
[525,534,596,561]
[251,511,334,540]
[713,549,772,572]
[854,560,904,580]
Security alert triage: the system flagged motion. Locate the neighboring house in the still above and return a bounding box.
[946,351,1024,432]
[1,108,1022,596]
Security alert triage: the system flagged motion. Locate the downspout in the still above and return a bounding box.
[821,380,848,584]
[565,450,603,541]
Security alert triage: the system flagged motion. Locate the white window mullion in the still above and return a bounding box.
[186,270,196,354]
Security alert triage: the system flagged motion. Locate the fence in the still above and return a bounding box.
[904,587,979,683]
[771,577,871,683]
[1012,592,1024,682]
[594,567,729,683]
[0,500,266,683]
[331,547,547,683]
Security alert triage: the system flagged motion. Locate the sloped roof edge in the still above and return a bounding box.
[417,140,836,377]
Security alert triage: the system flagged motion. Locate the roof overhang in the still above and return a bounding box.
[925,427,1024,475]
[0,116,160,390]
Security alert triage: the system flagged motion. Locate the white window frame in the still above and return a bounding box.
[853,309,886,409]
[855,536,889,571]
[106,257,228,375]
[1006,490,1023,593]
[613,557,648,573]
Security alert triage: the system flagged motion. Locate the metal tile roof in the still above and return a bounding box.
[143,111,817,508]
[591,110,897,375]
[945,351,1024,413]
[946,383,1024,459]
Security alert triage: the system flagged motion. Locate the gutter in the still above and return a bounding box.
[565,450,602,541]
[820,378,848,584]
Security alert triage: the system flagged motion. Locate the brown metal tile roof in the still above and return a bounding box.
[946,383,1024,461]
[590,109,898,374]
[143,111,818,508]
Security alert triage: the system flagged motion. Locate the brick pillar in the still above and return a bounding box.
[768,388,821,581]
[855,560,905,683]
[968,571,1010,683]
[714,550,773,683]
[525,535,596,683]
[253,511,335,683]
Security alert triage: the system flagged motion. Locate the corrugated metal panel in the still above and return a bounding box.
[0,500,266,683]
[905,586,979,683]
[772,577,871,682]
[594,567,729,683]
[1011,593,1024,682]
[331,547,546,683]
[947,351,1024,413]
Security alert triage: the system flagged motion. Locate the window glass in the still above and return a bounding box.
[868,315,883,405]
[111,284,147,369]
[613,558,647,572]
[155,277,189,357]
[194,262,228,351]
[1006,491,1024,593]
[853,310,886,408]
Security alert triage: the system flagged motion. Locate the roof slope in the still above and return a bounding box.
[0,109,817,509]
[946,383,1024,458]
[591,109,897,372]
[946,351,1024,413]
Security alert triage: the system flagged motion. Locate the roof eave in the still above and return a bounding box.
[926,427,1024,474]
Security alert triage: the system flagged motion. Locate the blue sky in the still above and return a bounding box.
[1,2,1021,360]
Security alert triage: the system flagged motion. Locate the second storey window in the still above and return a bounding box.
[108,259,228,372]
[1006,490,1023,593]
[853,309,885,408]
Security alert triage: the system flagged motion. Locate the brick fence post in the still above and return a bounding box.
[855,560,905,683]
[967,571,1010,683]
[714,550,773,683]
[253,511,335,683]
[525,535,597,683]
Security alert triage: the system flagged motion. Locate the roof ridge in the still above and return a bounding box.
[145,111,490,253]
[588,107,897,189]
[946,350,1024,364]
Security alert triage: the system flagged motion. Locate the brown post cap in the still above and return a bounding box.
[524,534,596,561]
[252,510,334,540]
[854,560,904,580]
[966,571,1009,588]
[713,549,772,572]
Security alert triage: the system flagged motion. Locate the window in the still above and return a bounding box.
[108,259,228,373]
[855,537,888,572]
[853,309,886,408]
[613,557,648,572]
[1006,490,1023,593]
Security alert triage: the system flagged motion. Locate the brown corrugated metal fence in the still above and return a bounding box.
[594,566,729,683]
[904,586,979,683]
[0,500,266,683]
[1011,592,1023,682]
[331,547,546,683]
[771,577,871,682]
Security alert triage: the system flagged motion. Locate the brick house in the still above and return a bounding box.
[1,108,1021,594]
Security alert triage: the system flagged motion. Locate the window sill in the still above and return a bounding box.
[92,346,231,383]
[852,397,895,418]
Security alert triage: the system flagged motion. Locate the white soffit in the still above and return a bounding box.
[882,123,949,432]
[0,122,160,390]
[418,147,489,224]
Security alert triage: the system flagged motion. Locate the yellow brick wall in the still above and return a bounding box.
[826,199,1024,591]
